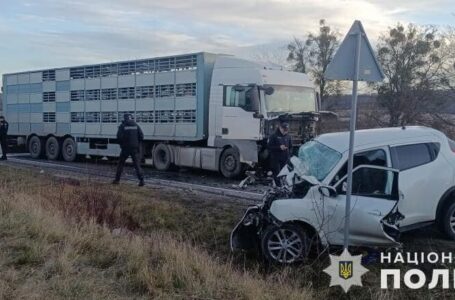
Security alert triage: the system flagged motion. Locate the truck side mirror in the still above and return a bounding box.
[264,86,274,95]
[318,185,337,198]
[253,112,264,119]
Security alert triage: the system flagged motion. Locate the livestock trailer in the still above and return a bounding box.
[2,52,319,177]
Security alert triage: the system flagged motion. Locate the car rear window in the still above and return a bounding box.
[391,143,439,171]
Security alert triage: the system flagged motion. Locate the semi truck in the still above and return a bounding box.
[1,52,320,178]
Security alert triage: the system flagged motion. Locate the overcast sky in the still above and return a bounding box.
[0,0,454,82]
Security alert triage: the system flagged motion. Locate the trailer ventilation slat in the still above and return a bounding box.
[71,112,85,122]
[42,70,55,81]
[43,112,56,123]
[43,92,56,102]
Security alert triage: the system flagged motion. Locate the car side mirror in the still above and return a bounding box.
[319,185,337,198]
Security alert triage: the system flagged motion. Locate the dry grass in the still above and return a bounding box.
[0,167,313,299]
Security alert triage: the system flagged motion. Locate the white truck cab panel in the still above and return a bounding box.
[207,55,317,166]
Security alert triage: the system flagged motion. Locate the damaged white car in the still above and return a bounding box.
[231,126,455,264]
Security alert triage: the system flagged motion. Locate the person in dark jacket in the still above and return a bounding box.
[0,116,9,160]
[113,114,145,186]
[268,121,292,183]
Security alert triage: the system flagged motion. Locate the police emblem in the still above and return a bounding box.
[323,249,369,292]
[339,261,353,279]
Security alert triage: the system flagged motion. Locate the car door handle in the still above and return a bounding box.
[368,210,383,216]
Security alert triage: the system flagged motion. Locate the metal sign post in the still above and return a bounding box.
[343,32,361,249]
[324,20,385,249]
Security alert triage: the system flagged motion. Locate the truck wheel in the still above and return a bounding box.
[261,224,309,264]
[45,136,60,160]
[62,137,77,162]
[442,201,455,240]
[28,136,43,159]
[153,144,172,171]
[220,148,243,179]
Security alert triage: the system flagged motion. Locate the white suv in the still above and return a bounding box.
[231,126,455,264]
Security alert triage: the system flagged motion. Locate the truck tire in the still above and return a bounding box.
[45,136,61,160]
[28,136,43,159]
[153,144,172,171]
[220,147,243,179]
[62,137,78,162]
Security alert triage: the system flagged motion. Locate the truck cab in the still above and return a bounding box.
[208,55,319,177]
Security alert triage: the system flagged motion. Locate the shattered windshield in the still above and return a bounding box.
[264,85,316,116]
[297,141,342,181]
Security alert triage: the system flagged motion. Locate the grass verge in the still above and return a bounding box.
[0,167,312,299]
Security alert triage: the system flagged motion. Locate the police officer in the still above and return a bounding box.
[268,120,292,183]
[0,116,9,160]
[112,114,145,186]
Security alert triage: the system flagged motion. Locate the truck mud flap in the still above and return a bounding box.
[230,206,261,251]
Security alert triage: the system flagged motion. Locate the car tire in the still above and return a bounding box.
[61,137,78,162]
[153,143,172,171]
[220,148,243,179]
[442,201,455,240]
[45,136,61,160]
[261,224,309,264]
[28,136,43,159]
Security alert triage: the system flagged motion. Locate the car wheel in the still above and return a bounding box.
[442,201,455,240]
[220,148,243,179]
[261,224,309,264]
[45,136,61,160]
[28,136,43,159]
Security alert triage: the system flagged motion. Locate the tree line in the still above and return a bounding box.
[287,20,455,127]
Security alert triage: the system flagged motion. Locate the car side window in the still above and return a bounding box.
[335,167,398,200]
[330,149,387,185]
[224,86,259,112]
[390,143,440,171]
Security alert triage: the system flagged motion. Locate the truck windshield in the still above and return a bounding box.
[264,85,316,116]
[297,140,341,181]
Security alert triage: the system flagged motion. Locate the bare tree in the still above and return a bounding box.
[374,23,450,126]
[306,19,343,101]
[287,20,343,103]
[287,37,308,73]
[440,27,455,91]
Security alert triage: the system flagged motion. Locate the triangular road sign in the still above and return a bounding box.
[324,20,384,82]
